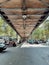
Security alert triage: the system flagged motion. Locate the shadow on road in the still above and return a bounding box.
[0,50,11,54]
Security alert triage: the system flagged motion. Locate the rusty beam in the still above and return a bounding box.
[0,10,22,38]
[28,8,49,38]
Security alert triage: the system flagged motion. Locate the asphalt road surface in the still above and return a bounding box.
[0,43,49,65]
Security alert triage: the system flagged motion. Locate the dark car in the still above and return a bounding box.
[9,38,16,47]
[0,39,7,51]
[34,40,39,44]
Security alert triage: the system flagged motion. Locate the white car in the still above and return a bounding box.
[0,39,7,51]
[46,39,49,45]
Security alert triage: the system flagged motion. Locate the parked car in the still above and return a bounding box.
[34,40,39,44]
[27,39,35,44]
[38,40,46,43]
[27,39,40,44]
[0,39,7,51]
[46,39,49,44]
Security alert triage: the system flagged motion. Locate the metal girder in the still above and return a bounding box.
[0,0,10,4]
[0,8,46,15]
[2,14,43,16]
[13,24,36,27]
[5,15,42,20]
[28,8,49,38]
[0,10,22,38]
[0,0,48,9]
[0,0,49,38]
[0,8,47,10]
[6,17,41,21]
[22,0,26,10]
[39,0,49,7]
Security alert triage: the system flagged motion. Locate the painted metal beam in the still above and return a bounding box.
[0,10,22,38]
[0,0,10,4]
[28,8,49,38]
[0,8,47,10]
[39,0,49,7]
[2,14,43,16]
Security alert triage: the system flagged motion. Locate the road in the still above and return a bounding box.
[0,42,49,65]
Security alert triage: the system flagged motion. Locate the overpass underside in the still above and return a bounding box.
[0,0,49,38]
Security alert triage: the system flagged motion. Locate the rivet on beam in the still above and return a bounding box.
[39,19,43,22]
[6,20,10,22]
[41,16,45,19]
[3,16,8,19]
[0,11,5,15]
[44,10,49,14]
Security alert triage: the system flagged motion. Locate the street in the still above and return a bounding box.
[0,43,49,65]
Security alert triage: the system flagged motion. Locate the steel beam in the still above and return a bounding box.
[0,8,47,10]
[28,8,49,38]
[0,11,22,38]
[0,0,10,4]
[2,14,43,16]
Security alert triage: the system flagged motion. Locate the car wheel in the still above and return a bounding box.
[0,49,3,52]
